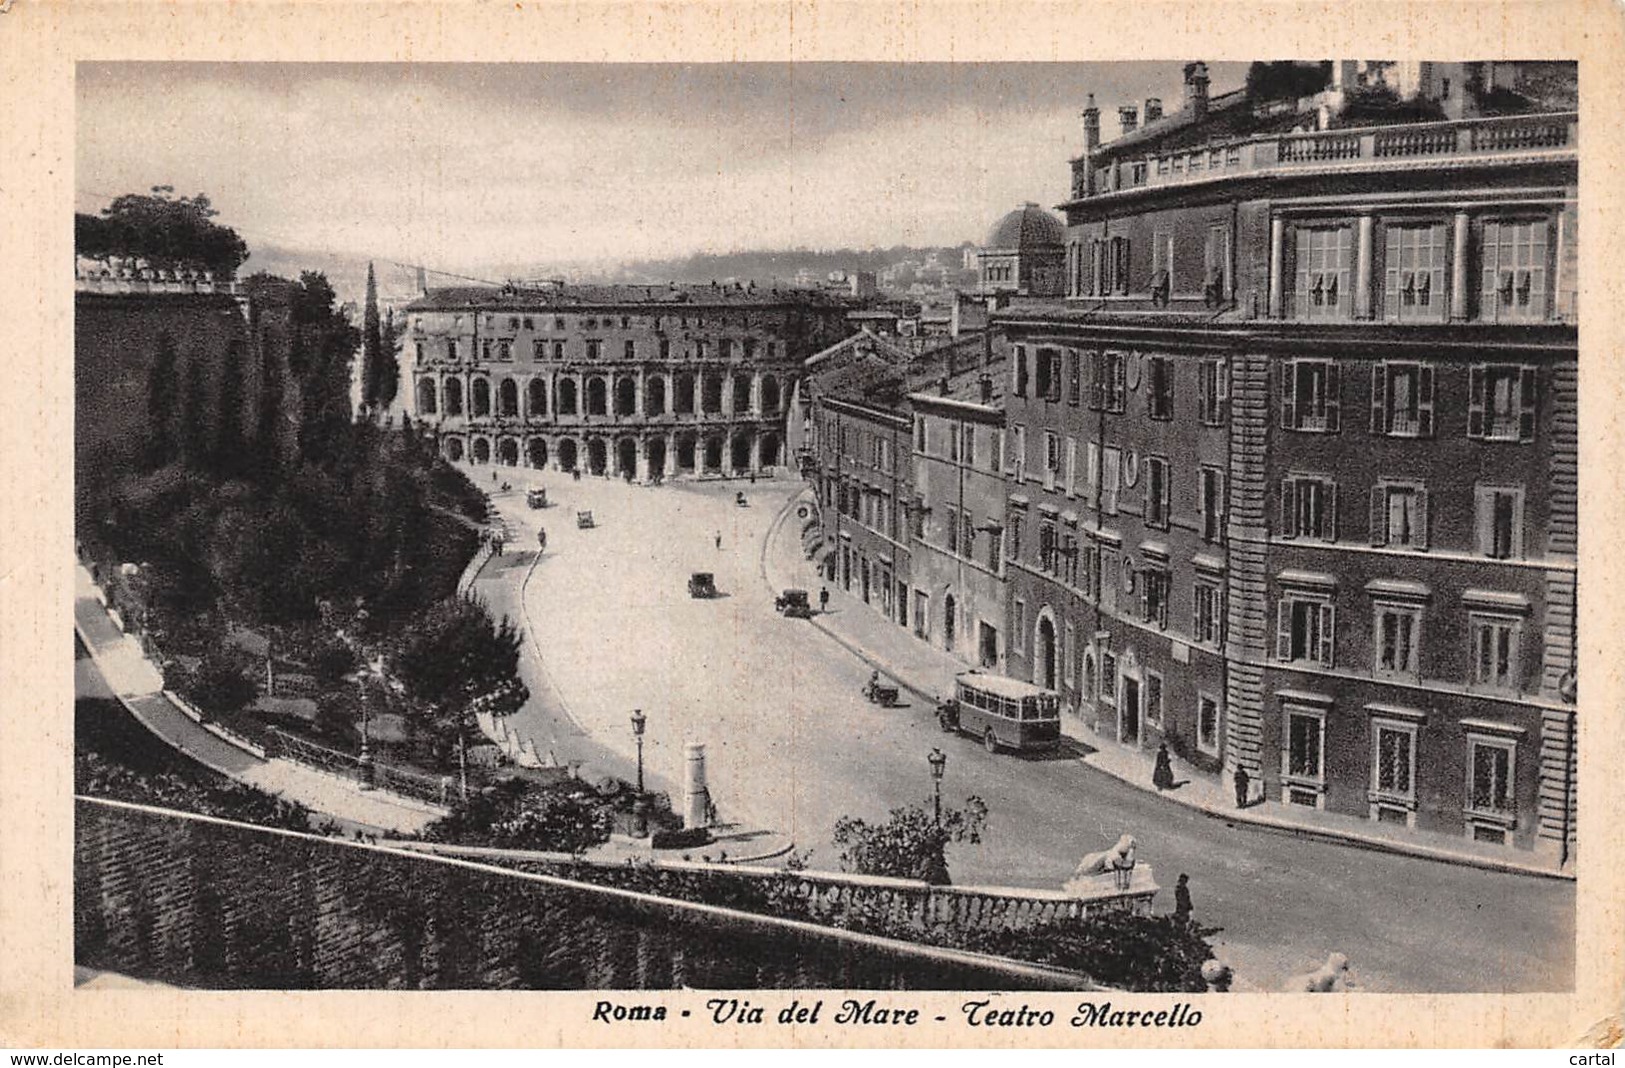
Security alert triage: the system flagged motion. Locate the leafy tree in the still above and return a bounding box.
[215,340,247,471]
[188,651,258,717]
[75,186,249,277]
[1244,61,1332,103]
[182,353,210,465]
[832,797,987,886]
[287,271,361,461]
[376,307,401,411]
[423,777,613,854]
[393,596,528,763]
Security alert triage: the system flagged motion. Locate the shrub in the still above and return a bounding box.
[832,797,987,886]
[650,826,711,850]
[422,778,613,855]
[187,651,258,717]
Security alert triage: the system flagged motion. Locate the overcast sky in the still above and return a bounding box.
[77,62,1246,280]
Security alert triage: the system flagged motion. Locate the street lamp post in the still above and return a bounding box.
[928,747,947,827]
[631,708,648,838]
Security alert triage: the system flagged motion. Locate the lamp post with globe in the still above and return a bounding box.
[631,708,649,837]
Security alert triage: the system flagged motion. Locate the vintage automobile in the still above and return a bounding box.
[526,488,548,509]
[688,572,718,599]
[775,588,812,618]
[936,672,1061,753]
[576,510,595,529]
[862,673,901,707]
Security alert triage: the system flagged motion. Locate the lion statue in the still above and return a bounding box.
[1283,952,1353,993]
[1070,834,1136,878]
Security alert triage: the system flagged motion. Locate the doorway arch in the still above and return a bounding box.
[586,437,608,475]
[442,436,464,462]
[527,437,548,469]
[557,438,578,472]
[471,436,492,464]
[616,436,637,480]
[527,378,547,418]
[1035,610,1058,690]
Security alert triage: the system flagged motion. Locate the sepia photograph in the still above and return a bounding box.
[66,53,1584,1003]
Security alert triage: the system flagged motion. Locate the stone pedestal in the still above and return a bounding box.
[682,742,711,830]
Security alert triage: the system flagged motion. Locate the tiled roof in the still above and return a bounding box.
[406,283,854,312]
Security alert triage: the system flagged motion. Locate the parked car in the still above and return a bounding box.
[576,510,595,529]
[526,488,548,509]
[775,588,812,618]
[688,572,718,599]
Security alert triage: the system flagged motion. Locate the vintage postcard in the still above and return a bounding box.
[2,0,1622,1051]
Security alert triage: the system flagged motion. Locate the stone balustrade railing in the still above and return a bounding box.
[399,841,1158,934]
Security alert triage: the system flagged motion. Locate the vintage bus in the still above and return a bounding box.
[937,672,1061,753]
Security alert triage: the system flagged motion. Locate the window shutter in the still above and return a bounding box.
[1416,488,1430,550]
[1519,366,1537,442]
[1325,363,1342,431]
[1281,361,1297,429]
[1480,222,1500,322]
[1318,603,1337,667]
[1198,364,1210,423]
[1143,458,1152,518]
[1276,600,1293,661]
[1370,364,1388,434]
[1162,466,1172,527]
[1217,359,1229,401]
[1217,469,1227,532]
[1383,229,1400,321]
[1473,488,1491,556]
[1328,481,1340,541]
[1370,486,1387,546]
[1418,365,1435,438]
[1198,470,1209,531]
[1468,365,1486,438]
[1280,480,1297,538]
[1065,437,1077,496]
[1193,592,1202,639]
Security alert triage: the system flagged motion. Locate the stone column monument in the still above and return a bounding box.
[683,742,711,830]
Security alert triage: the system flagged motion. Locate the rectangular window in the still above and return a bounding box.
[1197,693,1221,754]
[1280,475,1338,541]
[586,340,602,360]
[989,429,1003,473]
[1470,614,1522,692]
[1141,567,1170,628]
[1480,219,1549,322]
[1013,600,1027,654]
[1151,232,1173,300]
[1293,226,1354,319]
[1468,364,1537,442]
[1286,710,1324,781]
[1062,533,1078,586]
[1383,224,1448,322]
[1373,722,1417,800]
[531,339,544,360]
[1373,603,1422,679]
[1204,225,1231,302]
[1110,236,1131,295]
[962,425,976,468]
[446,340,459,361]
[1064,437,1077,497]
[1193,581,1223,645]
[624,340,636,360]
[1467,737,1517,816]
[1100,651,1117,706]
[1007,513,1022,563]
[1011,425,1026,482]
[1066,350,1082,405]
[949,423,960,463]
[945,506,959,553]
[1145,671,1164,729]
[1090,350,1126,411]
[988,525,1003,571]
[1372,481,1429,550]
[1086,442,1100,505]
[1038,522,1056,573]
[963,513,976,559]
[1012,345,1029,397]
[1044,432,1061,478]
[1475,485,1525,560]
[1100,548,1118,613]
[1199,466,1226,543]
[1063,623,1075,691]
[1145,456,1171,529]
[1101,447,1121,515]
[554,317,566,330]
[1147,356,1174,419]
[915,592,930,639]
[1277,596,1336,666]
[659,339,671,360]
[1370,362,1436,437]
[498,339,513,361]
[1198,358,1228,425]
[1281,359,1341,432]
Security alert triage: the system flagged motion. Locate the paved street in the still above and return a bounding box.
[471,465,1574,993]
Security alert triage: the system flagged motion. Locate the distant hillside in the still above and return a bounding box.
[605,245,978,287]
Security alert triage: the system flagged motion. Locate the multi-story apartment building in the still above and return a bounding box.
[997,60,1577,859]
[403,283,851,480]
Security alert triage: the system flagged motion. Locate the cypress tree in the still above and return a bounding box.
[145,330,179,467]
[215,339,245,473]
[361,261,382,412]
[182,352,209,467]
[377,306,401,412]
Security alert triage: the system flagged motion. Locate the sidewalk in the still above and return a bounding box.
[74,562,444,835]
[763,491,1573,882]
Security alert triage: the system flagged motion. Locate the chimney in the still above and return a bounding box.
[1184,61,1210,121]
[416,265,428,296]
[1118,105,1139,137]
[1082,93,1101,151]
[1144,97,1164,124]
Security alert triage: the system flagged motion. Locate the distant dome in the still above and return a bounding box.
[985,203,1065,250]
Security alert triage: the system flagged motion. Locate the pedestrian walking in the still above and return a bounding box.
[749,470,756,485]
[1152,742,1175,791]
[818,585,830,613]
[1233,764,1251,808]
[537,528,548,553]
[492,470,498,484]
[715,530,722,550]
[1173,873,1193,923]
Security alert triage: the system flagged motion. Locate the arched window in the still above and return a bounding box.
[614,377,636,416]
[557,378,578,415]
[528,378,546,418]
[761,375,780,413]
[471,377,491,417]
[645,376,666,415]
[586,376,608,416]
[499,378,519,417]
[733,374,753,413]
[443,378,464,416]
[417,378,438,415]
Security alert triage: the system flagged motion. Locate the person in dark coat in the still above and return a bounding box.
[1234,764,1251,808]
[819,586,830,613]
[1173,873,1193,923]
[1152,742,1175,791]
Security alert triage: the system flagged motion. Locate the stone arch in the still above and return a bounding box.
[761,374,781,414]
[527,437,548,469]
[1035,607,1058,690]
[701,373,724,414]
[442,435,465,462]
[732,373,752,413]
[586,437,608,475]
[730,431,754,473]
[471,436,492,464]
[702,435,724,472]
[556,377,578,416]
[586,376,608,416]
[528,378,547,418]
[557,437,579,472]
[675,373,696,415]
[499,378,519,418]
[645,375,667,416]
[497,437,519,466]
[676,432,698,472]
[1082,648,1096,700]
[646,436,667,477]
[471,377,492,418]
[443,377,464,417]
[614,376,637,417]
[616,436,637,479]
[759,431,781,469]
[417,378,438,415]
